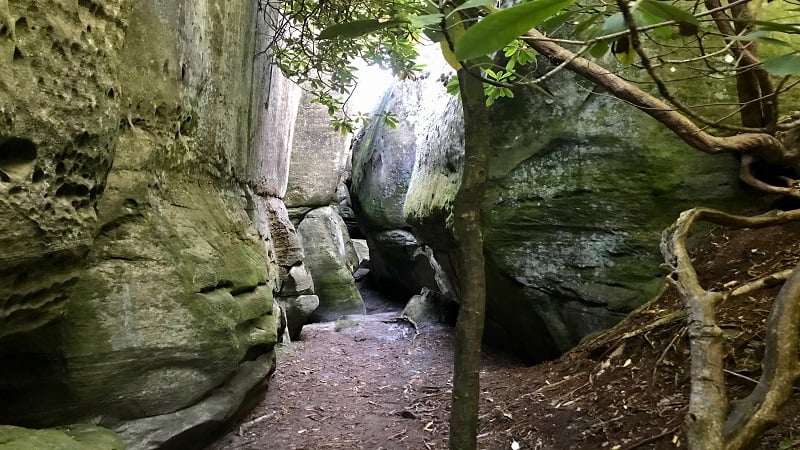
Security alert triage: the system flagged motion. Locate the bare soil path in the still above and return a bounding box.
[213,313,456,450]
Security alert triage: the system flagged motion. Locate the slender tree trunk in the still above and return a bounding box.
[448,69,491,450]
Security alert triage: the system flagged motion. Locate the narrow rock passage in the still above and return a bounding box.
[212,276,455,449]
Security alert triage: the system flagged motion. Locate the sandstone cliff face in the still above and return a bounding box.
[351,48,755,361]
[0,0,125,339]
[0,1,353,447]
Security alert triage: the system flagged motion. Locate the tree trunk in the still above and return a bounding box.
[448,68,491,450]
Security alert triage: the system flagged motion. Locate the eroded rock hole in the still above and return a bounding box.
[241,344,272,363]
[74,131,92,146]
[13,47,23,60]
[51,41,65,57]
[0,137,37,181]
[78,0,100,15]
[31,168,44,183]
[15,17,28,35]
[55,183,90,198]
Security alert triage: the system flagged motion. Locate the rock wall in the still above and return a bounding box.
[351,48,756,361]
[0,0,354,447]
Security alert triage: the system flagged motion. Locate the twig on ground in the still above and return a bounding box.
[626,426,681,449]
[652,326,687,378]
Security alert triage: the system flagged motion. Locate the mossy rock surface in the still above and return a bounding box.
[298,207,365,322]
[352,49,757,360]
[0,425,123,450]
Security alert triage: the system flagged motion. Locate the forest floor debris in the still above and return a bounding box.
[211,219,800,449]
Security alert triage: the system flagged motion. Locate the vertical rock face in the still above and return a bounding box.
[0,1,311,447]
[352,49,755,361]
[286,90,351,208]
[0,0,125,339]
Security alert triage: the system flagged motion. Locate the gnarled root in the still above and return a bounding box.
[739,154,800,199]
[661,207,800,450]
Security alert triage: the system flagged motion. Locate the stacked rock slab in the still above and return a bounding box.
[287,91,364,322]
[0,1,302,448]
[352,46,756,361]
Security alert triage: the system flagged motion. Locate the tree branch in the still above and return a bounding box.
[739,154,800,198]
[616,0,756,136]
[723,264,800,449]
[522,29,784,156]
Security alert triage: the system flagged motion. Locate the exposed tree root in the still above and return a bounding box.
[739,154,800,199]
[661,207,800,450]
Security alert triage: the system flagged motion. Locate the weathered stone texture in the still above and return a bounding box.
[0,424,124,450]
[285,90,351,208]
[349,55,459,298]
[0,0,125,338]
[279,294,320,340]
[0,1,288,447]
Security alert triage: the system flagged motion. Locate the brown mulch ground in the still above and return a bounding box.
[211,218,800,450]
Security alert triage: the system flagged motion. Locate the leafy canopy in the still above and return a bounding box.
[263,0,800,133]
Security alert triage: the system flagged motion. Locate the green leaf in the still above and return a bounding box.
[318,19,405,40]
[574,12,605,37]
[449,0,495,16]
[454,0,576,60]
[734,19,800,34]
[762,54,800,76]
[410,13,444,28]
[445,77,461,96]
[540,10,577,33]
[589,41,610,58]
[423,27,446,42]
[638,0,699,26]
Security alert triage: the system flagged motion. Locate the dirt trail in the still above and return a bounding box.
[213,313,455,450]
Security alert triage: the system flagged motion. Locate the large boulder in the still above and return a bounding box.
[284,92,361,328]
[279,295,321,340]
[298,207,364,321]
[350,62,459,297]
[353,47,756,361]
[478,70,755,357]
